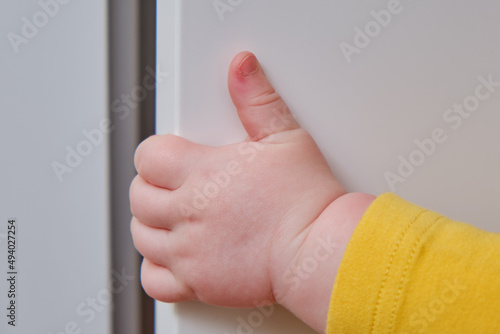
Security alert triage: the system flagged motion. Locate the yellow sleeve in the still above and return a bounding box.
[326,193,500,334]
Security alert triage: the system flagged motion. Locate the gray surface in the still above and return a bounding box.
[157,0,500,333]
[1,1,110,333]
[108,0,144,333]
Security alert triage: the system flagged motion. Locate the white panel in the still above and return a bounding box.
[156,1,179,333]
[157,0,500,333]
[0,0,110,333]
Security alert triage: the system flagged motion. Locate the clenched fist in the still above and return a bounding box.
[130,51,374,333]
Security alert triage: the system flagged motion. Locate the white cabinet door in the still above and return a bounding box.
[157,0,500,333]
[1,1,110,333]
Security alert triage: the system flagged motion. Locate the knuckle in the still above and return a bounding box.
[129,218,136,240]
[141,269,184,303]
[134,135,180,173]
[136,134,190,177]
[157,134,189,160]
[140,268,159,300]
[129,176,142,216]
[130,218,144,254]
[134,135,157,173]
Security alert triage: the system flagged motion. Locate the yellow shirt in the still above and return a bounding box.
[327,193,500,333]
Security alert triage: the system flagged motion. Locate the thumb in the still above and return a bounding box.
[228,51,300,141]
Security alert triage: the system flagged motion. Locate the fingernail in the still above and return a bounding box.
[238,53,259,76]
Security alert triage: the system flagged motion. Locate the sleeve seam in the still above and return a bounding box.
[386,215,443,333]
[369,209,427,333]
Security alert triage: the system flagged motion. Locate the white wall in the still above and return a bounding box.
[157,0,500,333]
[0,1,110,333]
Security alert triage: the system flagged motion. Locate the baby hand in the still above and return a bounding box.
[130,51,374,331]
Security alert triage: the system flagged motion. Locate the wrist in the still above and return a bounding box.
[271,192,376,333]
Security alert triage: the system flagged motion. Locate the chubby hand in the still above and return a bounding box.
[130,51,374,332]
